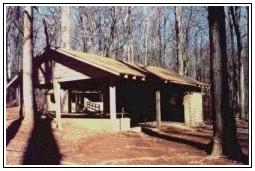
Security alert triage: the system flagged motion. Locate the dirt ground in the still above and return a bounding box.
[5,107,249,166]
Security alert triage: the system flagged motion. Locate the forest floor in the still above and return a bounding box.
[5,107,249,166]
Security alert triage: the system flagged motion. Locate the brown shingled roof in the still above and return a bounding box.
[145,65,209,87]
[122,62,209,87]
[39,47,209,88]
[50,47,145,78]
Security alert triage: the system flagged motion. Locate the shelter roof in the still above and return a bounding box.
[36,46,210,88]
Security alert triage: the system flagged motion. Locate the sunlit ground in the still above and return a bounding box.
[5,107,248,165]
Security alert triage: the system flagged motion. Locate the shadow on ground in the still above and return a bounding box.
[142,126,249,165]
[22,113,62,165]
[6,118,23,146]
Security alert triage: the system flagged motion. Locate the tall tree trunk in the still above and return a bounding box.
[86,8,93,53]
[175,6,183,75]
[163,15,167,68]
[158,18,162,67]
[127,6,134,63]
[34,7,50,47]
[6,29,10,82]
[198,35,203,81]
[228,7,239,117]
[246,6,249,50]
[97,12,103,55]
[54,6,70,130]
[61,6,70,49]
[23,6,35,120]
[144,7,148,65]
[195,35,200,81]
[230,7,245,120]
[208,7,242,158]
[106,6,117,58]
[77,7,86,52]
[183,7,193,77]
[6,7,12,82]
[244,6,250,120]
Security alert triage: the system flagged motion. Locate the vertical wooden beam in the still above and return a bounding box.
[53,81,62,130]
[109,79,116,120]
[61,89,69,113]
[156,90,161,129]
[68,89,71,113]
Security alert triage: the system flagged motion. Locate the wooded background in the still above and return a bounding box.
[5,5,250,160]
[6,6,249,118]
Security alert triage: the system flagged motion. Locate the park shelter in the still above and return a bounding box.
[8,46,209,131]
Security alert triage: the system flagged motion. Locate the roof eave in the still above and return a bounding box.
[49,47,121,77]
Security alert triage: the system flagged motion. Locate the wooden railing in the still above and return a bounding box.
[86,101,101,113]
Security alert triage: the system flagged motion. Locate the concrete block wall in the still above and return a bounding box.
[60,118,130,131]
[183,92,203,127]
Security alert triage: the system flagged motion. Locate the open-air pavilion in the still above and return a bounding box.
[7,46,209,131]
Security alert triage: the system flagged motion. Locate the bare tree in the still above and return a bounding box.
[105,6,118,58]
[143,6,148,65]
[61,6,70,49]
[175,6,184,75]
[229,7,245,120]
[208,6,243,158]
[126,6,134,63]
[6,7,23,81]
[6,7,13,82]
[34,7,50,47]
[23,6,35,120]
[52,6,71,130]
[227,7,239,118]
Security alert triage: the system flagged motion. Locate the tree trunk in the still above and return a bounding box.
[227,7,239,117]
[208,6,242,158]
[23,6,35,121]
[230,7,245,120]
[86,9,93,53]
[106,6,117,58]
[246,6,249,50]
[175,6,183,75]
[54,6,70,130]
[35,7,50,47]
[52,62,62,130]
[163,15,167,68]
[77,7,86,52]
[126,6,134,63]
[198,35,203,81]
[144,7,148,65]
[158,19,162,67]
[208,6,224,156]
[61,6,70,49]
[6,29,10,82]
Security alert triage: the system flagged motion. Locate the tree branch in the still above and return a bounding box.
[34,6,50,46]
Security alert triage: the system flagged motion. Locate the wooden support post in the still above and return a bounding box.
[61,89,69,113]
[109,79,116,120]
[54,81,62,130]
[68,89,71,113]
[156,90,161,129]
